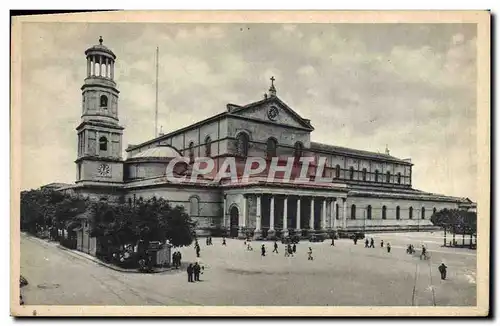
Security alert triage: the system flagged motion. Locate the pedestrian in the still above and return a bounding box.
[307,247,314,261]
[292,243,297,254]
[273,241,279,253]
[438,263,447,280]
[330,237,335,246]
[387,243,391,253]
[370,238,375,248]
[365,238,369,248]
[353,237,358,245]
[206,237,209,246]
[177,251,182,267]
[196,245,201,258]
[187,263,194,282]
[285,244,290,257]
[172,252,177,268]
[247,241,253,251]
[380,240,384,248]
[222,237,226,246]
[420,245,427,260]
[261,244,266,257]
[193,262,201,281]
[209,236,212,245]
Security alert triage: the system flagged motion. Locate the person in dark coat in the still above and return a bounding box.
[353,237,358,245]
[438,263,447,280]
[387,243,391,253]
[187,264,194,282]
[292,243,297,253]
[380,240,384,248]
[222,237,226,246]
[177,251,182,267]
[330,237,335,246]
[365,238,369,248]
[273,241,279,253]
[193,262,201,281]
[196,245,201,258]
[370,238,375,248]
[261,244,266,256]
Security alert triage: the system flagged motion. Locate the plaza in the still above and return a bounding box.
[20,231,476,306]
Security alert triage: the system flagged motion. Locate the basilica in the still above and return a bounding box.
[61,38,473,239]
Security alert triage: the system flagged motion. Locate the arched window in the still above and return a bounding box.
[409,207,413,219]
[99,136,108,151]
[189,196,199,216]
[335,165,341,179]
[366,205,372,219]
[205,136,212,157]
[349,167,354,180]
[266,137,277,159]
[382,206,387,219]
[375,170,379,182]
[386,171,391,183]
[362,168,367,181]
[100,95,108,108]
[396,206,400,220]
[421,207,426,219]
[397,172,402,184]
[335,203,339,220]
[188,141,194,162]
[236,132,249,156]
[351,204,356,220]
[294,141,303,159]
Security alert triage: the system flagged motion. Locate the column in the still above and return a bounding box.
[87,57,91,77]
[283,197,288,236]
[309,197,315,230]
[95,131,99,154]
[238,195,247,238]
[105,57,108,78]
[110,60,114,80]
[269,195,275,231]
[296,197,301,231]
[99,55,103,76]
[343,198,347,228]
[90,56,94,76]
[321,198,327,230]
[332,199,338,229]
[254,195,262,239]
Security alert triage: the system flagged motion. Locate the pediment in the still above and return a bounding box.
[230,97,314,130]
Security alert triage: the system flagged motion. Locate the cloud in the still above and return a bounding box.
[19,23,478,200]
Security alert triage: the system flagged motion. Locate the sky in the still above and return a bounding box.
[20,22,477,200]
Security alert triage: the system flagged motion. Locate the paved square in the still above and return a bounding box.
[20,231,476,306]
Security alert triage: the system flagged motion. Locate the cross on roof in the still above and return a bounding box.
[270,76,275,86]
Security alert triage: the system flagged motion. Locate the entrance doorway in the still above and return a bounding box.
[229,206,239,238]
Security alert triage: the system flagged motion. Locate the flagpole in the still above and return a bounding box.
[155,46,159,138]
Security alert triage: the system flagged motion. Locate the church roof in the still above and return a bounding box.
[310,142,412,165]
[84,37,116,59]
[128,145,181,160]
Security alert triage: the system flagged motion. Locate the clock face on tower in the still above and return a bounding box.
[97,163,111,177]
[267,106,279,121]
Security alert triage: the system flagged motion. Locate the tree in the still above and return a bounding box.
[431,208,477,247]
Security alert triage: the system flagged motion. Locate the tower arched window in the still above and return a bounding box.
[188,142,194,163]
[362,168,367,181]
[351,204,356,220]
[396,206,400,220]
[349,167,354,180]
[99,136,108,151]
[366,205,372,220]
[205,136,212,157]
[375,170,379,182]
[386,171,391,183]
[100,95,108,108]
[409,207,413,219]
[266,137,277,159]
[335,203,339,220]
[335,165,341,179]
[236,132,249,156]
[421,207,426,220]
[189,196,200,217]
[382,205,387,219]
[294,141,303,159]
[397,172,402,184]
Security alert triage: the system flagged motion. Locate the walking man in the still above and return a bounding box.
[222,237,226,246]
[193,262,201,281]
[292,243,297,254]
[365,238,369,248]
[307,247,314,261]
[196,244,201,258]
[330,236,335,246]
[420,245,427,260]
[370,238,375,248]
[187,263,194,282]
[261,244,266,257]
[273,241,279,254]
[380,240,384,248]
[387,243,391,253]
[353,237,358,245]
[438,263,448,280]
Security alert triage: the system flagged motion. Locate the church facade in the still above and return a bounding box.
[62,38,472,239]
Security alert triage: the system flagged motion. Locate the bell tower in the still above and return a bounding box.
[75,37,124,185]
